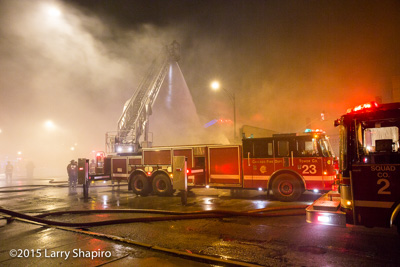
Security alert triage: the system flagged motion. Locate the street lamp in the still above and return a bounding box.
[210,81,237,140]
[44,120,56,130]
[45,5,62,18]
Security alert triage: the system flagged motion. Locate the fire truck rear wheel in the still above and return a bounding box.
[131,174,151,196]
[272,174,302,202]
[152,174,173,196]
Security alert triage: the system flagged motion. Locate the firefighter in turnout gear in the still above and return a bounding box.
[67,160,78,187]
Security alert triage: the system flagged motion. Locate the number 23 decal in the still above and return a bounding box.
[302,164,317,174]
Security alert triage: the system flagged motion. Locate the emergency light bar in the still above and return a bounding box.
[346,101,378,114]
[305,129,325,133]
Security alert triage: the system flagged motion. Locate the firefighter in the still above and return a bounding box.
[5,161,13,182]
[67,160,78,187]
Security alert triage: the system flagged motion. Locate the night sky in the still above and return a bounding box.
[0,0,399,175]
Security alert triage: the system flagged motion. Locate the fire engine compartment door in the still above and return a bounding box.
[173,156,187,191]
[208,146,241,186]
[351,164,400,227]
[242,138,272,189]
[111,157,130,180]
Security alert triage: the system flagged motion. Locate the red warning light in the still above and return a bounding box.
[347,102,378,114]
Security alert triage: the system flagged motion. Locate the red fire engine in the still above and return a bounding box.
[89,130,336,201]
[306,102,400,233]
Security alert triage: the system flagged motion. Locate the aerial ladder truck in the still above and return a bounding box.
[77,41,183,192]
[105,40,180,155]
[79,41,336,200]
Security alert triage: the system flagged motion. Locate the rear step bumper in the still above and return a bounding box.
[306,191,347,227]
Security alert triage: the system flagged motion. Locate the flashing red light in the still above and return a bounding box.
[186,169,190,174]
[79,167,84,171]
[147,172,151,176]
[96,153,101,157]
[347,102,378,114]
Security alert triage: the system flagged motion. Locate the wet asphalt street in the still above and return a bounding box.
[0,176,400,267]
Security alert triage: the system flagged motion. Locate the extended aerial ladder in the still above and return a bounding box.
[106,41,180,154]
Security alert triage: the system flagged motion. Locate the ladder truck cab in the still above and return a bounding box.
[243,130,336,201]
[306,102,400,233]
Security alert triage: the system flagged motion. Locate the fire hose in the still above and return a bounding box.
[0,182,127,193]
[0,205,307,227]
[0,206,307,267]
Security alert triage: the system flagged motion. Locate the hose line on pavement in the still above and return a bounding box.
[0,183,127,193]
[0,205,307,228]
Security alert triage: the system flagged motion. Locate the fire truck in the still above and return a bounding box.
[306,102,400,233]
[88,130,336,201]
[80,41,336,201]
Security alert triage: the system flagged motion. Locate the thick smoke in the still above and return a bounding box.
[1,0,399,176]
[0,0,186,176]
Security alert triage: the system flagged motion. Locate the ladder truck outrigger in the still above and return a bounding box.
[306,102,400,234]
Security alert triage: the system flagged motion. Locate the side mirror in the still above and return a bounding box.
[334,119,340,127]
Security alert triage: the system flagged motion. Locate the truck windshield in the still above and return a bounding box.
[363,126,399,153]
[318,138,334,157]
[355,119,400,164]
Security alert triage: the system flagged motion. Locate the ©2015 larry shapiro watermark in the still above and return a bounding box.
[9,248,112,260]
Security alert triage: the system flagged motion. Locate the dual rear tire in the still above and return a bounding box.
[152,174,173,196]
[131,174,151,196]
[130,173,173,196]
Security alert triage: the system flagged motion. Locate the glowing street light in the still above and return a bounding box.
[211,81,220,90]
[210,81,237,140]
[43,4,62,18]
[44,120,56,130]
